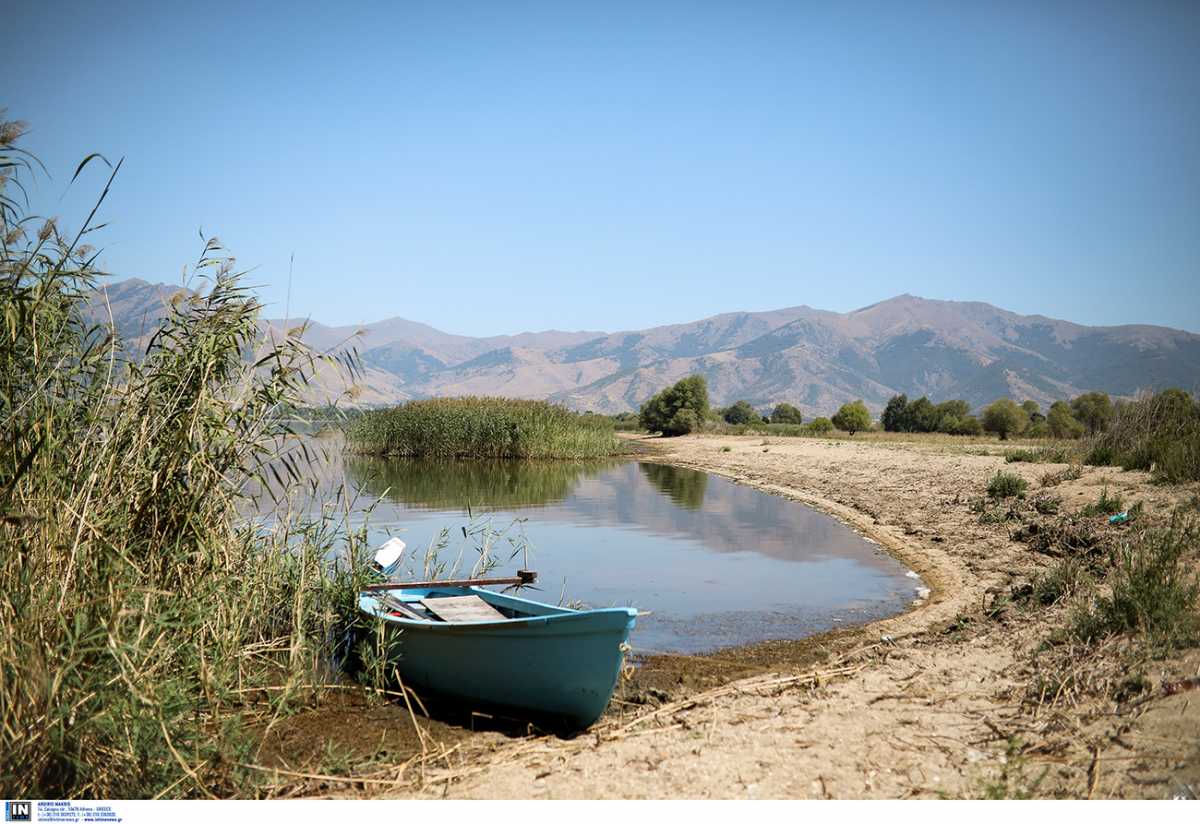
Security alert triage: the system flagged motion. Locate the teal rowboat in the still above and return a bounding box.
[358,586,637,729]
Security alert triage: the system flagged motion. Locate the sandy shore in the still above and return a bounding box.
[406,433,1200,799]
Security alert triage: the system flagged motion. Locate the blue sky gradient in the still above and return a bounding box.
[6,0,1199,333]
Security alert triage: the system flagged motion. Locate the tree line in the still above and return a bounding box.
[635,375,1185,443]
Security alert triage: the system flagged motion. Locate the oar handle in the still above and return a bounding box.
[362,569,537,592]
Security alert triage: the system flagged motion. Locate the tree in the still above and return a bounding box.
[769,402,803,425]
[934,400,976,434]
[881,394,909,432]
[935,399,971,422]
[832,400,872,436]
[723,400,759,425]
[638,375,710,436]
[1022,400,1045,425]
[906,396,939,433]
[1046,401,1084,439]
[1071,392,1113,435]
[981,399,1027,440]
[940,414,983,436]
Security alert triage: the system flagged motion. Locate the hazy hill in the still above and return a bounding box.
[87,279,1200,416]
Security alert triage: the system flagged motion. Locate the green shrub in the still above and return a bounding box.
[1032,494,1062,515]
[638,375,711,437]
[347,397,621,458]
[807,417,834,434]
[1072,513,1200,648]
[769,402,803,425]
[831,400,872,436]
[1041,464,1083,487]
[987,471,1028,500]
[723,399,759,425]
[1084,443,1115,466]
[1005,449,1039,463]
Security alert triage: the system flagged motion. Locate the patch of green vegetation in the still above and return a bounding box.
[1032,557,1092,606]
[807,417,834,434]
[1080,486,1123,517]
[1084,389,1200,483]
[347,397,622,459]
[831,400,871,435]
[1031,493,1062,515]
[769,402,803,425]
[987,471,1028,500]
[1,122,368,797]
[1071,512,1200,650]
[1040,464,1083,487]
[722,399,759,425]
[1005,445,1075,464]
[981,399,1027,441]
[638,375,710,436]
[978,737,1048,799]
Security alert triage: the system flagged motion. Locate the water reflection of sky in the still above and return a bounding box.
[338,457,919,654]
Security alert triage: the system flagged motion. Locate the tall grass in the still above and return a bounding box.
[346,397,623,459]
[1,122,368,797]
[1084,389,1200,483]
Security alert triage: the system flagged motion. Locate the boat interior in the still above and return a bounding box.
[367,587,570,624]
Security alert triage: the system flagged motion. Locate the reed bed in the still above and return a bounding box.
[346,397,623,459]
[1084,389,1200,483]
[0,123,371,797]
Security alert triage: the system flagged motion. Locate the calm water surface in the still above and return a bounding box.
[341,457,921,654]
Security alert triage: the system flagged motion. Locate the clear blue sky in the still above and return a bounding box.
[7,0,1199,334]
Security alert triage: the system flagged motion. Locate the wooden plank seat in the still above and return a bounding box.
[419,595,507,623]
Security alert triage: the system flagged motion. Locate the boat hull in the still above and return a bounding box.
[358,587,637,729]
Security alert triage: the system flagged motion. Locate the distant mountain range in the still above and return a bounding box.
[88,278,1200,416]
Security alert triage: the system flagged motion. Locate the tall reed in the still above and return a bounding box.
[1085,389,1200,483]
[0,120,367,797]
[346,397,623,459]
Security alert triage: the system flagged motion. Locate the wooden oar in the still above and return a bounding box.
[362,569,537,592]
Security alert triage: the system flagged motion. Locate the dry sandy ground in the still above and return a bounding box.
[380,434,1199,800]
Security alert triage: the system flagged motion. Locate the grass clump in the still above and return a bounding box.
[1005,445,1075,464]
[1032,557,1092,606]
[987,471,1028,500]
[1031,494,1062,515]
[1071,513,1200,649]
[347,397,622,459]
[1080,486,1123,517]
[1040,464,1083,487]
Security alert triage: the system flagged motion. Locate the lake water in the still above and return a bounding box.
[341,457,920,654]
